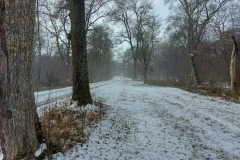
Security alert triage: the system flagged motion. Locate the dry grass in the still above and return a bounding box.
[40,99,107,156]
[41,108,86,154]
[148,79,240,103]
[184,85,240,103]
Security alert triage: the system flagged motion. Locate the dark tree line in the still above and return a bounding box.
[33,0,114,88]
[88,25,113,82]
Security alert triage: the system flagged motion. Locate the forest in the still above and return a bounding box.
[33,0,240,99]
[0,0,239,159]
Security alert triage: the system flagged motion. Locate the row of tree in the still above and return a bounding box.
[109,0,161,84]
[34,0,114,87]
[35,0,161,87]
[34,0,240,94]
[120,0,240,96]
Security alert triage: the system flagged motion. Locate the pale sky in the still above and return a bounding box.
[153,0,170,21]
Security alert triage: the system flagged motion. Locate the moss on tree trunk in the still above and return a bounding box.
[69,0,92,106]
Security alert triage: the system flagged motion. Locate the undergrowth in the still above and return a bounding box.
[39,96,108,158]
[147,79,240,103]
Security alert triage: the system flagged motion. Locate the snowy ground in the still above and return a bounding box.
[0,78,239,159]
[35,78,120,107]
[0,78,120,159]
[51,78,240,160]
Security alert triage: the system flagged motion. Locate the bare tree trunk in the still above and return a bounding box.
[69,0,92,106]
[189,54,201,85]
[133,57,137,80]
[0,0,39,159]
[37,0,42,86]
[230,35,239,96]
[143,65,147,84]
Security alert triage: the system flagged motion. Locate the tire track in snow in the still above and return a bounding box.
[148,93,240,159]
[48,79,240,159]
[36,79,121,107]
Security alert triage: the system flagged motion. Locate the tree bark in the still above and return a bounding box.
[133,57,137,80]
[0,0,39,159]
[143,65,147,84]
[69,0,92,106]
[37,0,42,85]
[230,35,239,96]
[189,53,201,85]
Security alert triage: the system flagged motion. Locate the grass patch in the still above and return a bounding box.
[184,85,240,103]
[41,108,87,154]
[40,98,108,158]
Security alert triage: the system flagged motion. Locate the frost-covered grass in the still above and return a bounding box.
[51,78,240,159]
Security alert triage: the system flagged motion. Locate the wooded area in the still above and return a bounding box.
[33,0,240,94]
[0,0,240,158]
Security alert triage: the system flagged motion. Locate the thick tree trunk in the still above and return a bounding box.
[189,54,201,85]
[69,0,92,106]
[230,36,240,96]
[0,0,39,159]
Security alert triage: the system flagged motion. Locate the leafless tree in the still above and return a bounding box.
[85,0,112,31]
[136,16,160,84]
[88,25,113,82]
[165,0,230,85]
[109,0,137,78]
[36,0,112,88]
[40,0,71,74]
[110,0,156,80]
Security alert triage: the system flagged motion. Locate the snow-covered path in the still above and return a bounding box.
[53,78,240,160]
[35,77,120,107]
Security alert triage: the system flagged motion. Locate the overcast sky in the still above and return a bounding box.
[153,0,170,21]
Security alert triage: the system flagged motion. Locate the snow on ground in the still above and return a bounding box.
[36,77,120,116]
[35,77,120,105]
[0,78,120,159]
[35,87,72,104]
[0,77,239,159]
[51,78,240,160]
